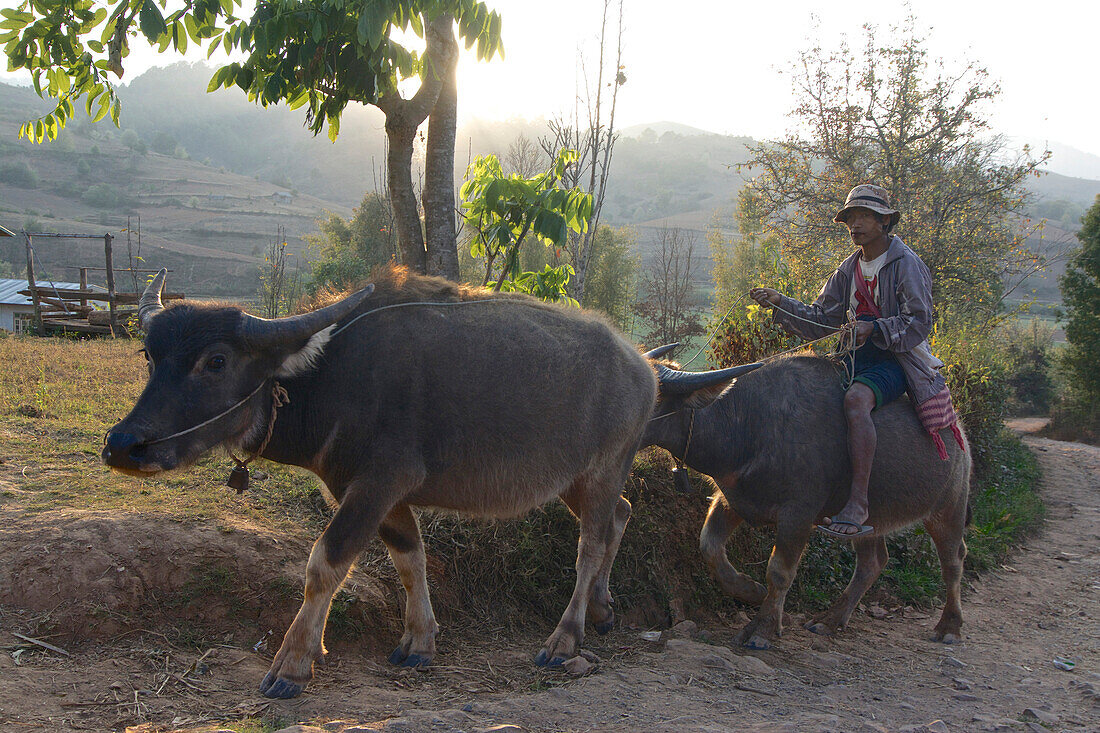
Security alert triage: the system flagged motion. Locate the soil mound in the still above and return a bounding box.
[0,509,394,644]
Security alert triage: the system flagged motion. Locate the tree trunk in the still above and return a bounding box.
[423,23,460,281]
[385,115,426,273]
[376,13,458,275]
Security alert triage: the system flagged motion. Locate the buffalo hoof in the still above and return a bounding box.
[594,620,614,636]
[534,649,567,668]
[388,647,432,668]
[740,635,772,651]
[259,672,304,699]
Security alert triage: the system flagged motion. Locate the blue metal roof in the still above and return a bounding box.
[0,278,104,306]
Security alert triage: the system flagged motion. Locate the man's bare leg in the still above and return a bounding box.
[827,382,876,534]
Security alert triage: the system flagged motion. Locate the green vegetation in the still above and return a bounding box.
[306,193,397,294]
[0,160,38,188]
[1051,194,1100,440]
[460,149,592,301]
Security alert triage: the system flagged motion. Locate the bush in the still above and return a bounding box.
[996,318,1056,416]
[930,319,1008,471]
[81,183,127,209]
[0,161,38,189]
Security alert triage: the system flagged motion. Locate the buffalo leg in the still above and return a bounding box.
[924,502,967,643]
[806,536,888,635]
[736,515,812,650]
[261,486,397,699]
[700,492,766,605]
[587,495,632,635]
[379,503,439,667]
[536,464,627,666]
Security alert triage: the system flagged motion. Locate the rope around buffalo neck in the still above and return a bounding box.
[329,298,508,338]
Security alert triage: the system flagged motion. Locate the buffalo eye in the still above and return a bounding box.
[205,354,227,372]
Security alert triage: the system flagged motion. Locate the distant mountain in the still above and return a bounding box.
[621,121,717,138]
[3,64,1097,300]
[1013,137,1100,181]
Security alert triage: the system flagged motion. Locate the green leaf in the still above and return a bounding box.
[138,0,167,41]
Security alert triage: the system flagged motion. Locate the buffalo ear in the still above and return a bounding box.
[682,378,738,409]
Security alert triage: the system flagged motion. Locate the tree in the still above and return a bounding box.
[539,0,625,303]
[1059,195,1100,417]
[741,20,1048,319]
[633,227,705,347]
[460,149,592,294]
[2,0,502,279]
[259,226,302,318]
[504,133,543,178]
[580,225,637,331]
[306,192,397,294]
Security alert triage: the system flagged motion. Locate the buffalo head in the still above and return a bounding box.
[641,342,763,448]
[103,271,373,476]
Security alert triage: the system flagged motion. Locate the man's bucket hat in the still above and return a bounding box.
[834,184,900,228]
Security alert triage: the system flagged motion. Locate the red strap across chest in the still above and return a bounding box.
[853,266,883,318]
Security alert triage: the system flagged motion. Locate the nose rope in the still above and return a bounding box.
[129,379,271,447]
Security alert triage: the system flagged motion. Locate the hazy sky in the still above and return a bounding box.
[3,0,1097,157]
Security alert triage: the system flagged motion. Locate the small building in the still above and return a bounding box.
[0,278,104,334]
[272,191,293,204]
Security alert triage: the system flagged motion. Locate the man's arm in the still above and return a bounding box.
[760,271,850,341]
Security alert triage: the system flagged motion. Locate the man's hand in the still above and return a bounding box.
[750,287,781,308]
[844,320,876,348]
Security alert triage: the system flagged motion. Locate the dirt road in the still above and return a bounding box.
[1,434,1097,732]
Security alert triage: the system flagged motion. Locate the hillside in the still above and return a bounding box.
[0,82,350,297]
[1,63,1098,300]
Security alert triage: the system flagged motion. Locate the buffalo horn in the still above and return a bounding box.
[238,283,375,349]
[642,343,680,360]
[138,269,167,331]
[655,361,764,395]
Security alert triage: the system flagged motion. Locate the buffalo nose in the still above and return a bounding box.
[103,431,146,467]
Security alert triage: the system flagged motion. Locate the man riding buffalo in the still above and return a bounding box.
[751,184,958,539]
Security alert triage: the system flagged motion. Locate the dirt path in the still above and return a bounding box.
[1,435,1098,732]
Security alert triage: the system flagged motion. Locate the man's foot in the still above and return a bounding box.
[817,519,874,540]
[820,502,870,536]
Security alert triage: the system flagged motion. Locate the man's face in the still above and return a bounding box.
[843,208,886,248]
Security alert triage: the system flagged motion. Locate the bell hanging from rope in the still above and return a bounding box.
[227,463,250,494]
[672,462,693,494]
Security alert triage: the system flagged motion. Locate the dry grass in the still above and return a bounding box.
[0,334,326,529]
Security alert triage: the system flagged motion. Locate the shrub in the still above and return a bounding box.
[996,318,1056,416]
[0,161,38,189]
[81,183,126,208]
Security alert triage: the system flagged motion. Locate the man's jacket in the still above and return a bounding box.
[771,235,947,405]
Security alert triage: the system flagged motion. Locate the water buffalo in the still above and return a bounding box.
[102,265,751,699]
[641,347,971,649]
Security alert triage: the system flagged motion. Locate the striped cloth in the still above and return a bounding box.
[915,385,967,460]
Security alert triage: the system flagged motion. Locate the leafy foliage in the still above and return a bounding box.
[305,192,396,294]
[2,0,502,143]
[460,149,592,294]
[996,318,1056,417]
[1054,195,1100,435]
[580,225,638,331]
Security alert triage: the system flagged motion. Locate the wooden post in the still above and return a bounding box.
[24,232,42,336]
[104,233,117,336]
[78,267,88,310]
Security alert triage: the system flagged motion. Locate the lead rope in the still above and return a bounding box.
[226,383,289,494]
[672,409,695,494]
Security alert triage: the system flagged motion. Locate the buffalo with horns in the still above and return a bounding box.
[641,345,971,649]
[103,265,752,698]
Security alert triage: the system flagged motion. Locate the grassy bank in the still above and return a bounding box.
[0,333,1045,633]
